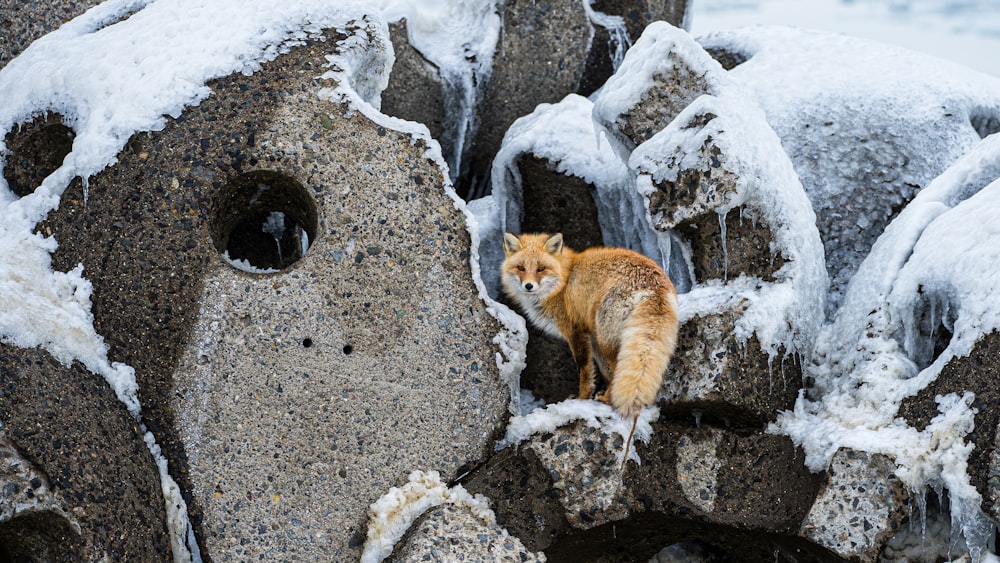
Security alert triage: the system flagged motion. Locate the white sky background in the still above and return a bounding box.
[688,0,1000,77]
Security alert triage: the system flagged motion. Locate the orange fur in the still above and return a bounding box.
[501,232,679,423]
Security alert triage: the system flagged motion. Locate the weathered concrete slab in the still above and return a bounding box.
[461,0,593,198]
[392,503,546,562]
[593,22,729,152]
[381,19,448,157]
[6,18,514,561]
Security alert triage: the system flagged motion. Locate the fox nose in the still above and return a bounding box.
[523,281,535,292]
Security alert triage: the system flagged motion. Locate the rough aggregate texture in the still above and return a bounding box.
[0,0,104,68]
[0,348,170,561]
[5,20,511,561]
[393,503,547,562]
[801,449,911,562]
[463,418,835,561]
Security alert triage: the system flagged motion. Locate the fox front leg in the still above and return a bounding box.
[568,331,598,400]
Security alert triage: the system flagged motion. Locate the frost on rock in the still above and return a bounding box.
[774,133,1000,562]
[497,399,657,468]
[697,25,1000,315]
[592,20,733,153]
[495,401,659,530]
[381,0,500,178]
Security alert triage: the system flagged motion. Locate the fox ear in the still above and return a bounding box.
[545,233,563,255]
[503,232,522,256]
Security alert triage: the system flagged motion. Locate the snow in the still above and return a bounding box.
[485,16,1000,561]
[773,133,1000,561]
[627,89,827,362]
[7,0,1000,561]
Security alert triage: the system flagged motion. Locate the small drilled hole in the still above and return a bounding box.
[343,344,354,355]
[302,338,313,348]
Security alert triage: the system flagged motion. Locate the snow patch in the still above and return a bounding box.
[360,470,501,563]
[497,399,658,467]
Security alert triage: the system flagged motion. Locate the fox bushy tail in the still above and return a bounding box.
[610,300,677,420]
[611,299,678,470]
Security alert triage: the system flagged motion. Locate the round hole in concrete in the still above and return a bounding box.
[302,338,313,348]
[211,170,318,272]
[343,344,354,355]
[3,113,75,197]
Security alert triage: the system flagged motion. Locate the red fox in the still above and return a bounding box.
[501,232,679,461]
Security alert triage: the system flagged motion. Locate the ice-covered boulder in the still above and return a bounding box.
[776,133,1000,561]
[456,0,689,198]
[596,21,827,420]
[360,470,545,563]
[477,17,1000,561]
[698,26,1000,315]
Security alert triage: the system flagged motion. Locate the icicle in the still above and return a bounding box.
[780,353,787,392]
[299,227,309,257]
[263,211,285,265]
[82,176,90,210]
[718,209,729,281]
[581,1,632,72]
[692,409,702,428]
[916,489,928,544]
[766,353,774,394]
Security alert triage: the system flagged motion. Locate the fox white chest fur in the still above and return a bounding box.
[501,271,563,339]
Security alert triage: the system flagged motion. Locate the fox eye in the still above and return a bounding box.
[537,266,545,273]
[516,265,525,272]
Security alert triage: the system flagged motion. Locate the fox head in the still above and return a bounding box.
[501,232,565,301]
